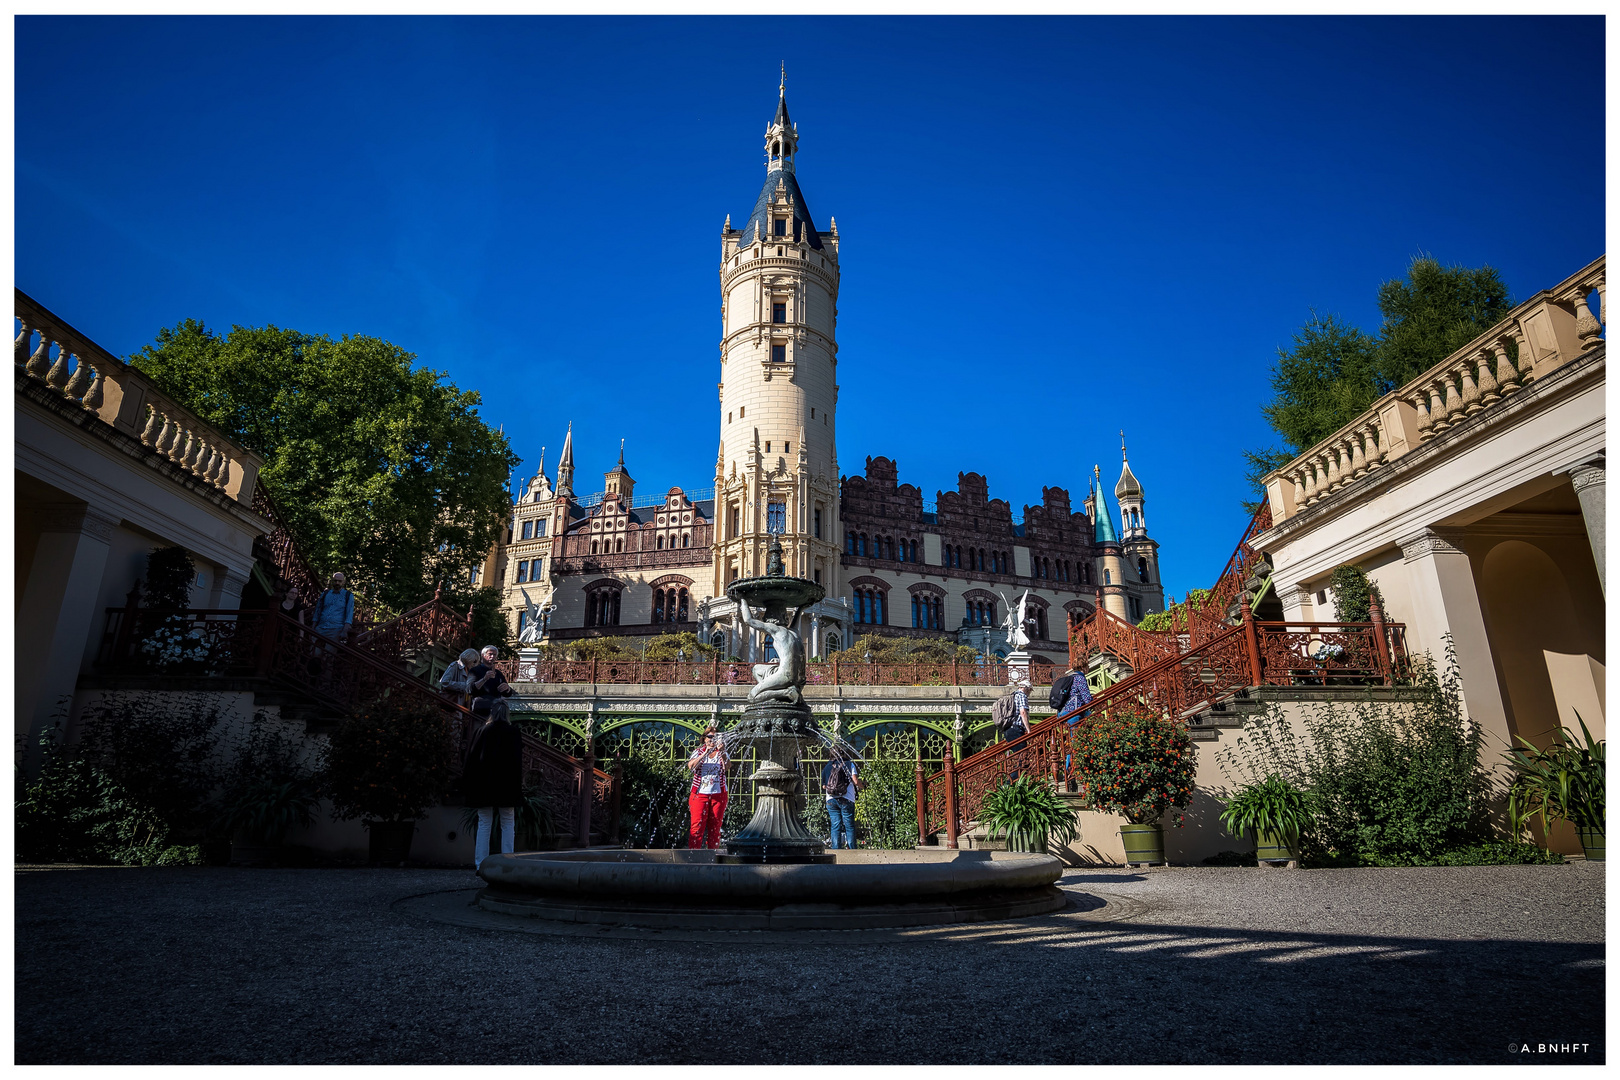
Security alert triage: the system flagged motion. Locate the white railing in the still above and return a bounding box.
[16,289,262,505]
[1265,257,1604,523]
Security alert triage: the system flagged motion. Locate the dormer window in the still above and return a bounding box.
[773,218,787,237]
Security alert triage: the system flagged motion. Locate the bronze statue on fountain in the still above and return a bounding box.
[717,534,830,864]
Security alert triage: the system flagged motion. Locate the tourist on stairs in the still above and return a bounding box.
[686,728,729,850]
[468,645,515,717]
[463,699,523,876]
[440,648,481,708]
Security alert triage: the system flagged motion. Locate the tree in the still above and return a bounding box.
[130,321,519,614]
[1243,257,1513,507]
[1373,257,1512,391]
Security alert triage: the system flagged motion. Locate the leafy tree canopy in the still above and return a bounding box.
[1244,257,1513,503]
[130,320,519,614]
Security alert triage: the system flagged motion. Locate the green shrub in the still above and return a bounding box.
[981,775,1079,853]
[853,756,919,849]
[1426,841,1565,866]
[324,697,458,822]
[615,746,693,848]
[1504,714,1605,838]
[217,714,320,845]
[1328,563,1384,622]
[1219,774,1319,848]
[1218,643,1495,865]
[1072,703,1196,824]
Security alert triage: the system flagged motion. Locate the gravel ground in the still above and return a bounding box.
[15,862,1604,1065]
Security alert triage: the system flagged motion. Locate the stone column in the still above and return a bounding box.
[810,612,821,659]
[1275,583,1314,624]
[1568,461,1605,596]
[16,504,118,772]
[1397,527,1512,752]
[208,566,252,610]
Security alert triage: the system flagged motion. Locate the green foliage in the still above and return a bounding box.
[1244,257,1513,504]
[853,756,920,849]
[1072,704,1196,825]
[1425,841,1565,866]
[1505,714,1606,837]
[217,715,320,845]
[1137,588,1213,633]
[1328,564,1384,622]
[827,633,978,667]
[1374,257,1513,392]
[1218,774,1319,847]
[1217,644,1494,865]
[143,546,196,609]
[641,632,717,662]
[459,788,558,850]
[439,584,513,654]
[538,636,637,661]
[130,320,519,615]
[17,695,228,864]
[614,746,692,848]
[981,774,1079,853]
[323,697,459,822]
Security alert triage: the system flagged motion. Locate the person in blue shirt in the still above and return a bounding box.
[311,572,355,641]
[821,746,864,849]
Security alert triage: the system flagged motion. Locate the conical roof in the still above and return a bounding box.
[1094,482,1119,544]
[735,166,824,250]
[1116,451,1142,500]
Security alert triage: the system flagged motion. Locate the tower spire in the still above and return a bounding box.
[556,422,575,497]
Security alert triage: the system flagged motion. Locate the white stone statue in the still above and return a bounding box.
[738,598,808,706]
[999,589,1033,650]
[518,588,544,645]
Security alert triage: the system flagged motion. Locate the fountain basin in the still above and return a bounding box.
[475,848,1066,930]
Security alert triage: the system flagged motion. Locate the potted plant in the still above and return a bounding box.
[1505,715,1605,861]
[219,774,321,865]
[459,786,558,851]
[1072,703,1196,866]
[1218,773,1317,867]
[324,696,459,865]
[981,774,1080,854]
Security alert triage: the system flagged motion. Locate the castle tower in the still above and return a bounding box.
[1092,466,1129,619]
[551,421,576,541]
[713,76,842,596]
[604,440,634,502]
[1116,437,1165,619]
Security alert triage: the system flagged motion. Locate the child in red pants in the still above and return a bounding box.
[686,727,729,849]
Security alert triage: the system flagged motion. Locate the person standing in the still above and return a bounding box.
[821,746,863,849]
[311,572,355,641]
[1007,677,1033,739]
[462,699,524,876]
[440,648,481,707]
[468,645,514,716]
[278,584,308,626]
[686,728,729,849]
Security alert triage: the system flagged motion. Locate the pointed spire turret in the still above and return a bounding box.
[1116,431,1143,500]
[1093,464,1119,544]
[556,422,575,497]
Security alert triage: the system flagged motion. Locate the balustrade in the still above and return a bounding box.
[1264,257,1604,524]
[16,290,260,505]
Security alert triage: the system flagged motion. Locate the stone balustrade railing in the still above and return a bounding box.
[1265,256,1604,523]
[16,289,261,506]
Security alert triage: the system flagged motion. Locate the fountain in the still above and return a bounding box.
[474,537,1070,930]
[715,535,829,864]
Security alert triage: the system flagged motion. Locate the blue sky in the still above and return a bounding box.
[15,15,1605,600]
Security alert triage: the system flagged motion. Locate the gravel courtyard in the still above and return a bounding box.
[15,862,1604,1065]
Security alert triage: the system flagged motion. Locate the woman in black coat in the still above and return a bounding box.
[463,699,524,872]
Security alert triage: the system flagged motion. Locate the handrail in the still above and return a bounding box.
[1264,256,1604,523]
[511,655,1061,688]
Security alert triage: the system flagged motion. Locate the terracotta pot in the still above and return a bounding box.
[1120,822,1164,866]
[365,820,416,866]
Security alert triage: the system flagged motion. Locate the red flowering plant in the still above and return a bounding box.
[1072,702,1196,825]
[323,696,459,823]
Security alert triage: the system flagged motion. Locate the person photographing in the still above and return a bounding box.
[686,728,730,849]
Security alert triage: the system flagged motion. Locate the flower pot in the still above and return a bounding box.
[1120,822,1164,866]
[1576,827,1604,862]
[365,820,416,866]
[1254,830,1298,864]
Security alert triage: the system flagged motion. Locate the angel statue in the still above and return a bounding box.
[518,588,545,645]
[998,589,1033,650]
[739,597,808,706]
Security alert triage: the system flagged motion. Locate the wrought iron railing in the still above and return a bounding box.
[924,605,1411,845]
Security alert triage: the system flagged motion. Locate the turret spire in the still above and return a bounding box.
[556,422,575,497]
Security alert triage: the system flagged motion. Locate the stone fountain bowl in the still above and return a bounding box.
[725,574,824,611]
[474,848,1066,931]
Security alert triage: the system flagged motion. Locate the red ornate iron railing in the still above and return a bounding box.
[1066,605,1181,674]
[351,589,476,663]
[923,604,1410,846]
[97,604,617,842]
[511,655,1061,688]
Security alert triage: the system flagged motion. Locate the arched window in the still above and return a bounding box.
[682,533,690,548]
[1104,569,1112,585]
[616,538,624,553]
[846,531,856,555]
[656,535,664,550]
[711,630,726,650]
[591,540,599,555]
[825,632,840,653]
[678,588,689,622]
[1138,557,1150,583]
[585,585,623,628]
[654,590,665,623]
[861,534,870,556]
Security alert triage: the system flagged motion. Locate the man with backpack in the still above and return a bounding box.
[992,677,1033,740]
[1051,665,1094,723]
[821,746,863,849]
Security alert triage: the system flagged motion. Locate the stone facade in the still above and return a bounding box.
[491,83,1169,660]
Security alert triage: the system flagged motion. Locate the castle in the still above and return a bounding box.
[490,81,1166,663]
